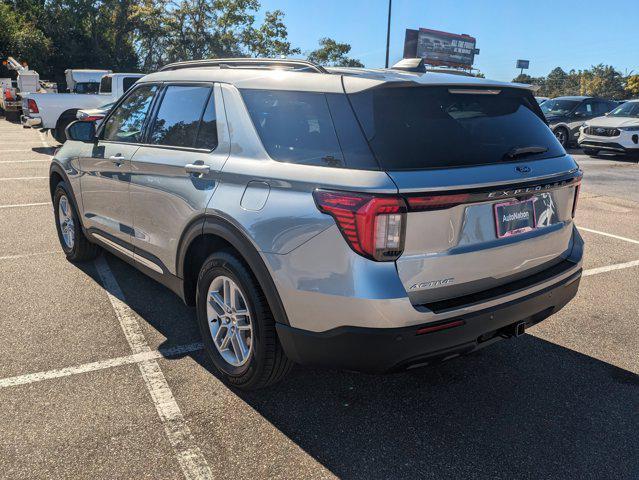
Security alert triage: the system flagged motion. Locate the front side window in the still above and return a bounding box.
[148,85,212,148]
[608,102,639,118]
[102,84,157,143]
[541,99,579,116]
[575,101,594,115]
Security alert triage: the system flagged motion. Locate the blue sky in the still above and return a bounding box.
[258,0,639,81]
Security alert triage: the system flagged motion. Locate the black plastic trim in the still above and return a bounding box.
[276,269,582,373]
[176,214,290,325]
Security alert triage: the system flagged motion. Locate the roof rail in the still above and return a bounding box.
[159,58,328,74]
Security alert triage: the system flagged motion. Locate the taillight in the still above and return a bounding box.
[3,89,12,101]
[27,99,38,113]
[572,183,581,218]
[313,189,406,261]
[406,193,470,211]
[79,115,102,122]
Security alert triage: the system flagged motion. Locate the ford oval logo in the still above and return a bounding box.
[516,166,532,174]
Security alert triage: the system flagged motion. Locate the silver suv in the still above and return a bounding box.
[50,58,584,389]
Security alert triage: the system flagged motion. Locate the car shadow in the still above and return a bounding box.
[85,252,639,480]
[31,146,57,155]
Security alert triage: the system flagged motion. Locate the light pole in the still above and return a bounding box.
[385,0,392,68]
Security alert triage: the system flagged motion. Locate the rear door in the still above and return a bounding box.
[347,84,581,305]
[129,83,229,274]
[80,83,158,244]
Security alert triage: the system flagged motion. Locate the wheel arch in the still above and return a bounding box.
[56,108,79,129]
[178,215,290,325]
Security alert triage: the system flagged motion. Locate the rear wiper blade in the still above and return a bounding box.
[503,146,548,160]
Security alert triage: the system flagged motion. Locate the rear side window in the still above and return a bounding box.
[149,85,212,148]
[122,76,139,93]
[99,75,112,94]
[241,89,377,169]
[349,86,565,170]
[102,84,158,143]
[194,93,218,150]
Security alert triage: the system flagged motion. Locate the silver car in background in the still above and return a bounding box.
[49,58,583,389]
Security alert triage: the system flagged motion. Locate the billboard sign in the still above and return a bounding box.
[404,28,478,68]
[516,59,530,69]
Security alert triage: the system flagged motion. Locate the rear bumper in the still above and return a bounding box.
[277,268,581,373]
[20,115,42,128]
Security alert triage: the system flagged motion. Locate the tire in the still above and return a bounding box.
[196,251,293,390]
[52,120,71,143]
[5,110,19,122]
[582,148,599,156]
[53,181,99,262]
[553,127,569,148]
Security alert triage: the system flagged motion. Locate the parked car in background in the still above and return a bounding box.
[76,101,114,126]
[535,96,549,104]
[21,72,143,143]
[50,58,583,389]
[578,99,639,158]
[541,96,617,147]
[64,69,111,94]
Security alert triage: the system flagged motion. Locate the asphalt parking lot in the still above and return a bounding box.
[0,118,637,480]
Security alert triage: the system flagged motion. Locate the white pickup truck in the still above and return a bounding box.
[21,72,143,142]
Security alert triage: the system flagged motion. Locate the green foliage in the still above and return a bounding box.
[2,0,363,86]
[0,1,50,74]
[513,65,632,100]
[307,37,364,67]
[626,75,639,97]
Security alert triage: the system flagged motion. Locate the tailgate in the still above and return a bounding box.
[388,159,581,306]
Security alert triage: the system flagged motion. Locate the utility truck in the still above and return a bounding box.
[1,57,44,121]
[21,72,143,142]
[65,69,111,93]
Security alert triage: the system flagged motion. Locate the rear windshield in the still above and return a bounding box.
[349,86,565,170]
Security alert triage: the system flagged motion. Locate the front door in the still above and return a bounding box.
[80,83,159,244]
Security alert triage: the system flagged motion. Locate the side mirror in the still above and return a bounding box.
[573,111,585,117]
[65,120,96,142]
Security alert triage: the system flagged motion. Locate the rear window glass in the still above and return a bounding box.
[99,76,112,94]
[241,89,343,167]
[349,86,565,170]
[149,85,212,148]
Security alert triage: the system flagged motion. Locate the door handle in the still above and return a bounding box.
[185,163,210,175]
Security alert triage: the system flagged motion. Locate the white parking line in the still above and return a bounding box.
[95,256,213,480]
[580,227,639,245]
[0,251,58,261]
[0,176,47,181]
[0,343,203,389]
[0,159,50,164]
[583,259,639,277]
[0,202,49,209]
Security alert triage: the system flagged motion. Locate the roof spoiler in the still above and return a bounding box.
[159,58,327,74]
[391,58,426,73]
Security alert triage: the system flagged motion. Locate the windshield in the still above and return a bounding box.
[607,102,639,118]
[348,86,564,170]
[540,99,579,116]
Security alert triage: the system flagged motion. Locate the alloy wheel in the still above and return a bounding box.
[206,275,254,367]
[58,194,75,249]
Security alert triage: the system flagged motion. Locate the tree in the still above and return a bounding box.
[579,64,626,99]
[0,1,50,75]
[307,37,363,67]
[245,10,300,58]
[626,75,639,97]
